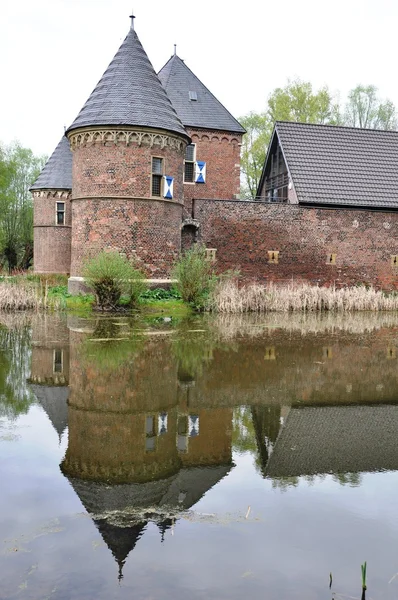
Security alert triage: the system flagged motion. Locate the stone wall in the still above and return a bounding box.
[196,200,398,289]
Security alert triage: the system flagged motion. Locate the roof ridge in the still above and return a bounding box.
[158,54,245,134]
[275,120,398,135]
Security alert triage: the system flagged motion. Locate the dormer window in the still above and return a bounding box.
[184,144,196,183]
[189,91,197,101]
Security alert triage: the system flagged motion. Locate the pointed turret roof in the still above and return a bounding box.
[158,54,245,134]
[30,135,72,191]
[66,19,188,139]
[30,385,69,440]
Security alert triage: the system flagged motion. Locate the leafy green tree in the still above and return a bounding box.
[240,79,339,199]
[0,143,46,271]
[267,79,340,125]
[240,112,273,199]
[344,84,397,130]
[239,80,398,199]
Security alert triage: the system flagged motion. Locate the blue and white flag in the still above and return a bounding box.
[163,175,174,199]
[195,161,206,183]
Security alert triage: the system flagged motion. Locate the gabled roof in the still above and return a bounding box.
[158,54,245,134]
[30,135,72,191]
[67,22,188,139]
[258,121,398,208]
[266,404,398,478]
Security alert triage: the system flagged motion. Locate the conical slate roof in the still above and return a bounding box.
[158,54,245,134]
[30,135,72,191]
[30,384,69,439]
[67,21,188,139]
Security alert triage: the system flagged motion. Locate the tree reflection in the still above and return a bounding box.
[0,322,35,419]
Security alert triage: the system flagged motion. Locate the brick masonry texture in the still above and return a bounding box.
[71,134,185,200]
[33,193,71,273]
[196,200,398,290]
[71,197,182,277]
[34,226,71,274]
[69,131,186,278]
[183,128,242,217]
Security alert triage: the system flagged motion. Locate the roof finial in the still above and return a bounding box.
[129,10,135,30]
[174,44,177,56]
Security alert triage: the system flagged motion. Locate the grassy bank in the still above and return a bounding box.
[2,273,398,315]
[209,280,398,313]
[0,276,191,315]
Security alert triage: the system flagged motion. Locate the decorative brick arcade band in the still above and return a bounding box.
[31,190,71,200]
[68,128,186,152]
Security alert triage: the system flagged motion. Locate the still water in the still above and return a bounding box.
[2,312,398,599]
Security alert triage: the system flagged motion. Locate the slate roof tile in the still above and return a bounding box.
[67,25,188,139]
[158,55,245,134]
[30,135,72,191]
[275,121,398,208]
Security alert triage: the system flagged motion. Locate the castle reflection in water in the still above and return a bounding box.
[28,313,398,576]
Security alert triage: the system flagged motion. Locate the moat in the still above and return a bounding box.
[2,312,398,599]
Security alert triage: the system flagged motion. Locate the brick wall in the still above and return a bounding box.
[196,200,398,289]
[34,225,71,274]
[33,191,71,274]
[70,198,182,277]
[69,129,187,278]
[71,135,185,200]
[183,128,242,217]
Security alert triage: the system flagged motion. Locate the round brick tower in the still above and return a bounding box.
[30,135,72,274]
[66,16,190,292]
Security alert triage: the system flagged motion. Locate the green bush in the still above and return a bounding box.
[139,287,181,302]
[172,245,216,311]
[82,251,147,310]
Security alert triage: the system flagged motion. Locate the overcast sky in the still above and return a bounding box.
[2,0,398,156]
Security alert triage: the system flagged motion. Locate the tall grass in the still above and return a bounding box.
[210,280,398,313]
[0,281,63,311]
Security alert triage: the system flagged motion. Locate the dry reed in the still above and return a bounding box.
[209,280,398,314]
[0,282,61,311]
[207,311,398,339]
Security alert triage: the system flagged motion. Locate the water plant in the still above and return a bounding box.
[361,561,367,599]
[82,251,147,310]
[172,245,217,311]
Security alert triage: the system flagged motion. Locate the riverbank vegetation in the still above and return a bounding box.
[2,247,398,314]
[210,279,398,313]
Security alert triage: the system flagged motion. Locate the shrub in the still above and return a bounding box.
[82,251,147,310]
[172,245,216,310]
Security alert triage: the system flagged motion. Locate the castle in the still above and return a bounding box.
[31,14,244,293]
[32,14,398,292]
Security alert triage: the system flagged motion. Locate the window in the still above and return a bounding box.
[56,202,65,225]
[53,349,63,373]
[268,250,279,264]
[145,415,156,452]
[184,144,196,183]
[205,248,217,262]
[151,157,164,197]
[327,253,337,265]
[189,91,198,101]
[177,415,189,453]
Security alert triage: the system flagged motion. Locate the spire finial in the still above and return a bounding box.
[129,10,135,30]
[174,44,177,56]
